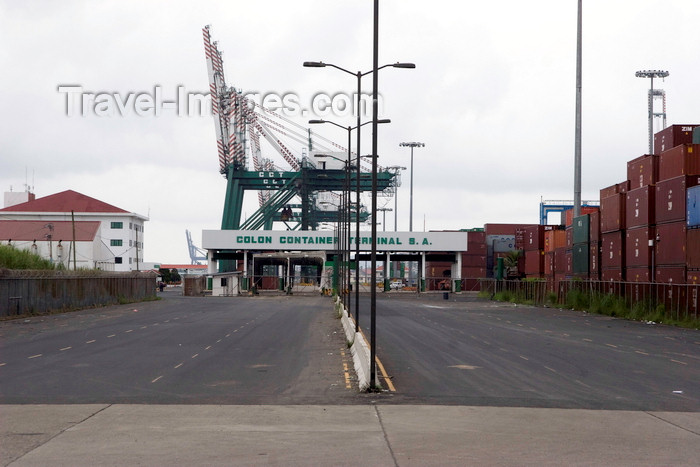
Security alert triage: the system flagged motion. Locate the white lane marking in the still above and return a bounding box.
[60,346,72,351]
[671,359,687,365]
[86,340,96,344]
[174,363,183,369]
[519,355,529,361]
[544,366,557,373]
[28,354,42,359]
[191,354,199,359]
[205,346,211,350]
[125,330,133,333]
[107,334,116,338]
[151,375,163,383]
[635,350,649,356]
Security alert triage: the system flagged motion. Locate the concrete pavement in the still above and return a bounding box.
[2,404,699,466]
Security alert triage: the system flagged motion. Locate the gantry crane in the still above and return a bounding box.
[202,25,395,232]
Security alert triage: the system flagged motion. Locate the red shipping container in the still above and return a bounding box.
[468,231,486,244]
[544,229,567,252]
[564,206,599,226]
[627,154,659,190]
[515,229,525,250]
[656,266,686,284]
[601,231,625,269]
[566,226,573,248]
[589,210,600,243]
[654,124,699,155]
[655,221,686,265]
[565,250,572,275]
[655,176,700,224]
[618,181,630,193]
[522,225,545,251]
[462,254,487,268]
[544,252,554,275]
[602,268,623,281]
[625,227,654,267]
[484,224,538,236]
[589,242,600,279]
[600,184,619,200]
[462,267,487,278]
[466,241,487,255]
[627,267,651,282]
[659,144,700,180]
[601,193,625,233]
[524,249,543,275]
[687,270,700,284]
[554,247,567,274]
[625,186,655,228]
[687,229,700,269]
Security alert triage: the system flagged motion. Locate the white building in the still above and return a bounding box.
[0,190,148,271]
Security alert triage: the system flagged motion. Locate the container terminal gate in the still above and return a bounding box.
[202,230,469,295]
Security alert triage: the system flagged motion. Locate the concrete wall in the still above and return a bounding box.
[0,270,156,317]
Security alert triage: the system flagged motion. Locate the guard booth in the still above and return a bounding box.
[211,271,242,296]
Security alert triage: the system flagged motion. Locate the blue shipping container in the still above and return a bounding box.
[688,185,700,227]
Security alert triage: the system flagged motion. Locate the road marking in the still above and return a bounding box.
[671,359,687,365]
[0,363,6,367]
[226,333,231,337]
[191,354,199,359]
[174,363,183,369]
[107,334,116,338]
[583,338,593,342]
[574,379,592,389]
[216,339,221,343]
[86,340,96,344]
[343,363,352,389]
[233,330,238,333]
[125,330,133,333]
[544,366,557,373]
[60,346,72,351]
[28,354,42,359]
[449,364,481,370]
[635,350,649,356]
[519,355,529,361]
[205,346,211,350]
[151,375,163,383]
[605,344,618,349]
[375,356,396,392]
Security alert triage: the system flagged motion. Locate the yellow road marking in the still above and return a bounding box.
[60,346,72,351]
[375,356,396,392]
[28,354,42,359]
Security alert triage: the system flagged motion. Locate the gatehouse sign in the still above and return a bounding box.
[202,230,469,252]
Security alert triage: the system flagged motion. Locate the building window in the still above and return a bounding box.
[221,277,228,287]
[111,222,123,229]
[115,257,122,264]
[110,239,123,247]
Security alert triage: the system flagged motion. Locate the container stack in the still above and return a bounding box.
[653,124,700,284]
[688,185,700,283]
[600,181,628,281]
[572,213,591,278]
[625,154,657,282]
[462,229,487,288]
[543,227,566,281]
[589,210,601,280]
[521,225,545,278]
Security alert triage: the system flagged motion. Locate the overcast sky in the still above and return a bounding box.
[1,0,699,264]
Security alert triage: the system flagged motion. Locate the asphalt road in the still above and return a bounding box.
[368,293,700,410]
[0,290,358,404]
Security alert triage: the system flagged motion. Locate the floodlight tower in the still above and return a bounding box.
[635,70,669,153]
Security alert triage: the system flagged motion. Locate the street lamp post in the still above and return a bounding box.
[377,207,392,232]
[305,60,414,343]
[305,24,414,388]
[310,119,390,321]
[399,142,425,232]
[385,166,406,231]
[635,70,669,154]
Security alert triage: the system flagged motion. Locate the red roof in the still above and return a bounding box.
[0,220,100,242]
[160,264,209,270]
[0,190,128,213]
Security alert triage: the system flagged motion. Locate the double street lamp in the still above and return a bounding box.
[305,37,415,389]
[310,119,390,329]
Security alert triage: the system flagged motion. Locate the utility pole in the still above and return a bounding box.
[399,142,424,231]
[573,0,582,218]
[71,210,77,270]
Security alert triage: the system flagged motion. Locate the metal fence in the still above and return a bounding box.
[0,269,157,317]
[480,278,700,321]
